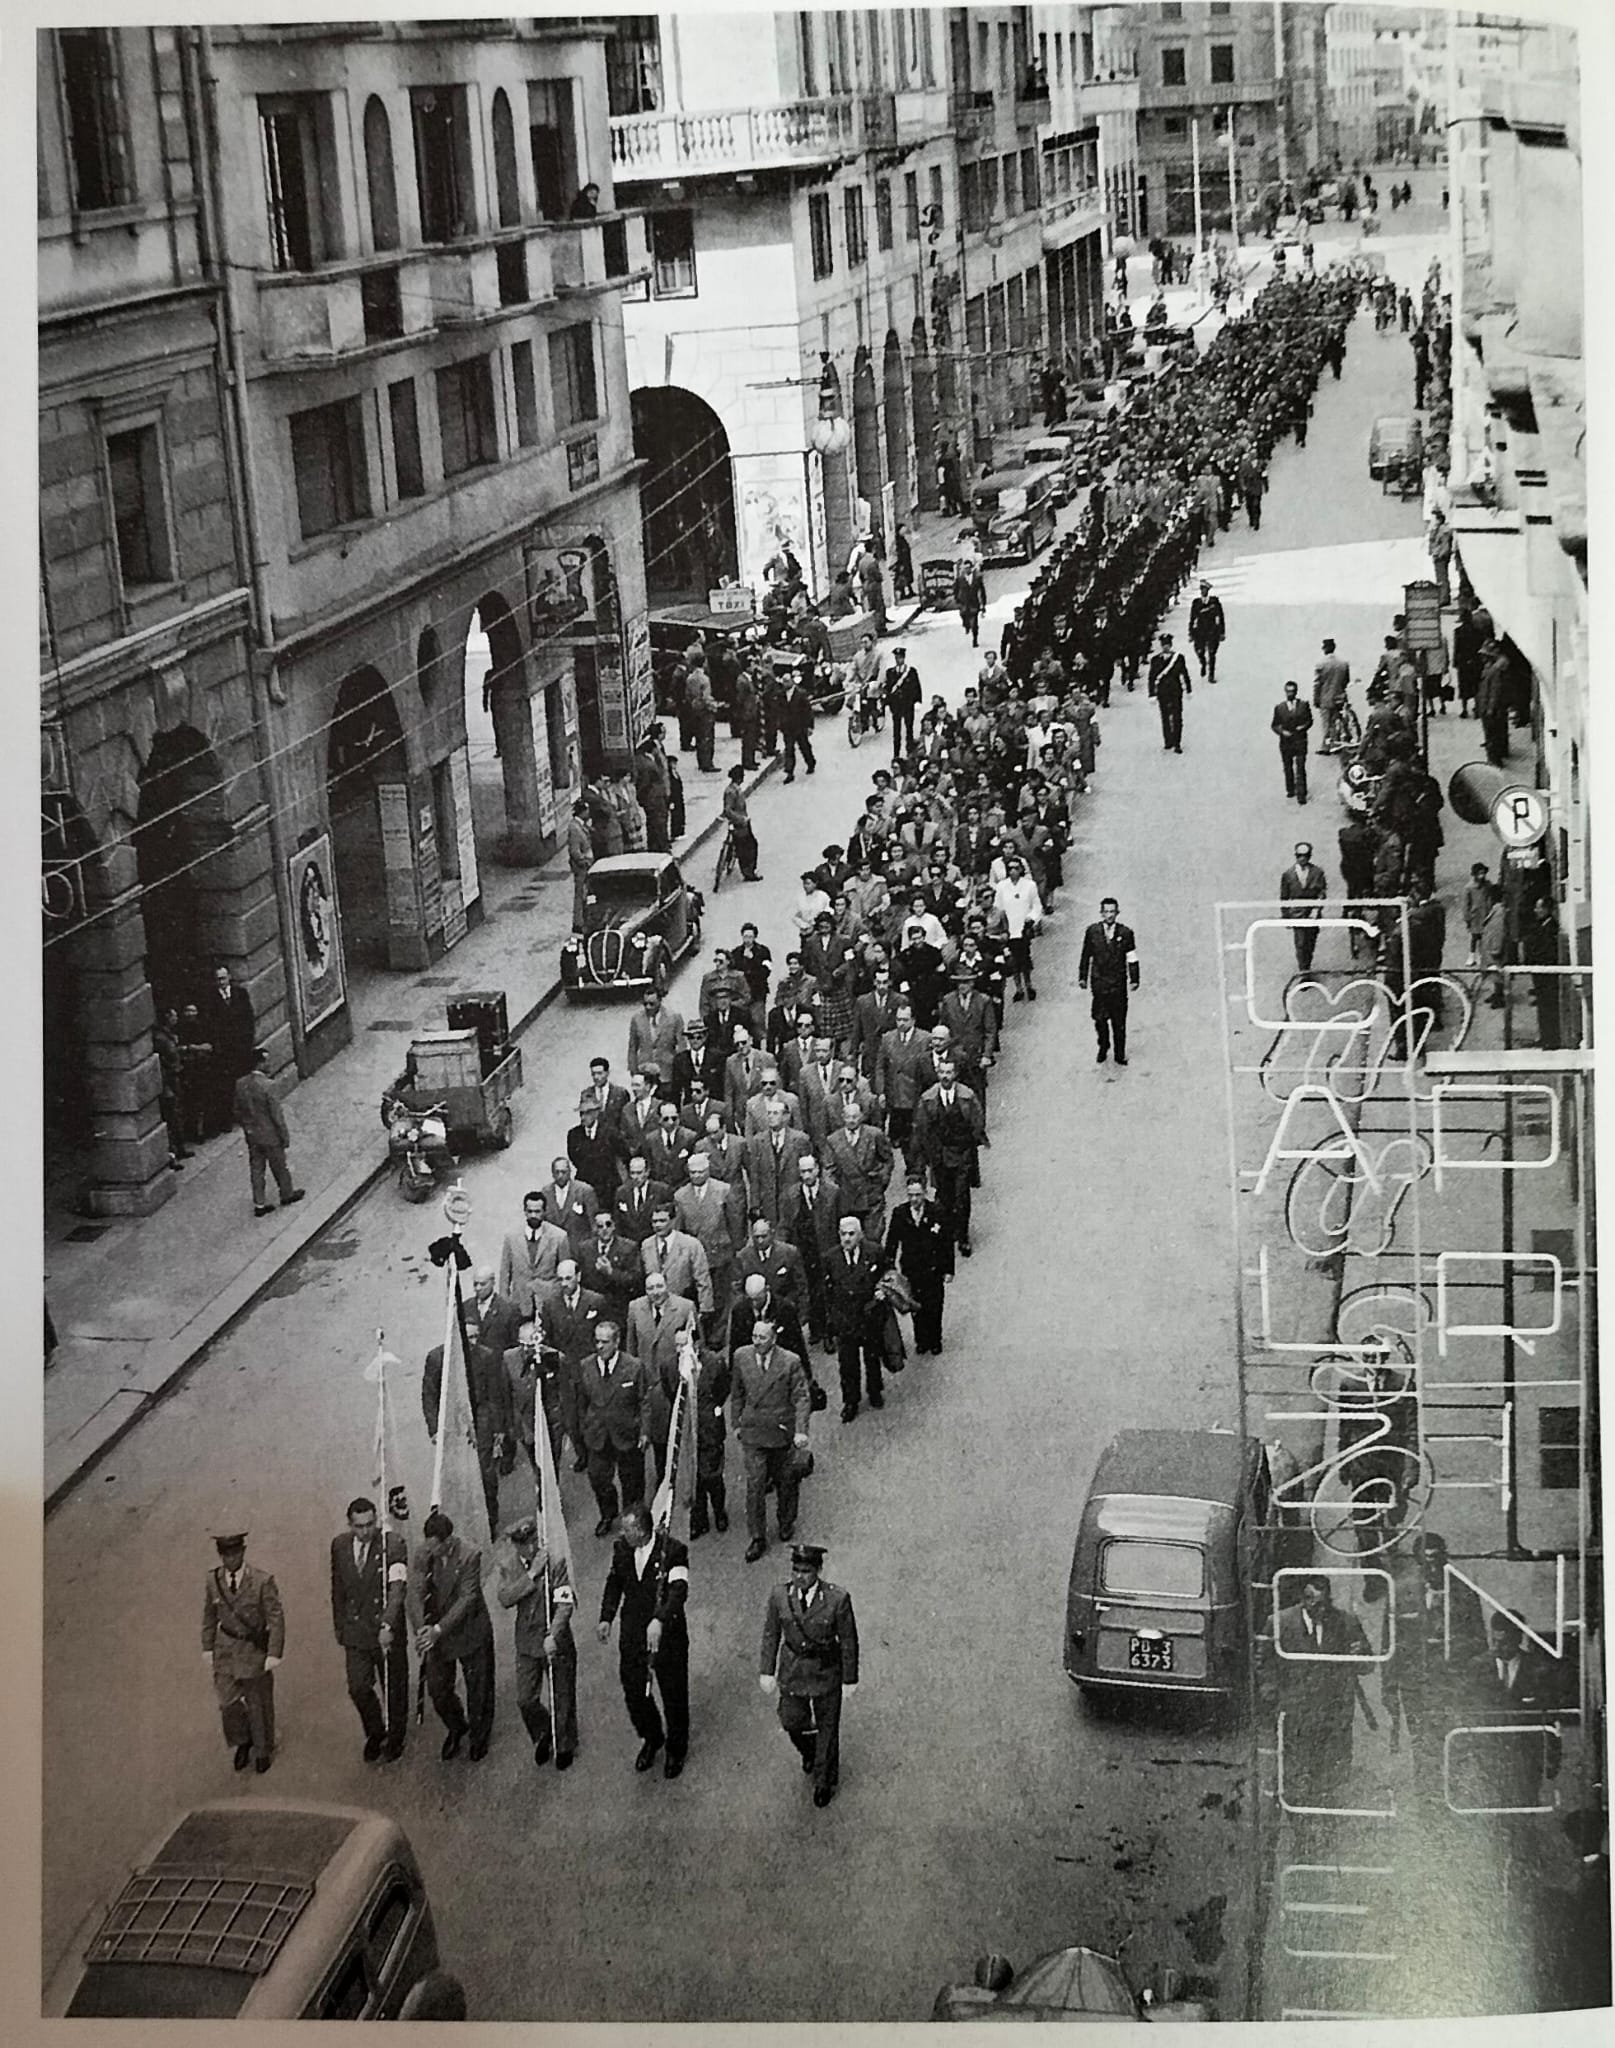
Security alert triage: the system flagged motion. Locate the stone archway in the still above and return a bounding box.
[133,723,230,1017]
[882,328,912,524]
[851,343,882,542]
[630,384,737,600]
[326,666,408,967]
[462,591,550,864]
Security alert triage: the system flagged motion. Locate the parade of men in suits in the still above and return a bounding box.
[1079,897,1142,1066]
[498,1193,571,1319]
[598,1502,690,1779]
[330,1497,409,1763]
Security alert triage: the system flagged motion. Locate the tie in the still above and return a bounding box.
[600,1358,610,1380]
[651,1241,663,1269]
[228,1572,239,1597]
[654,1307,663,1328]
[774,1135,783,1155]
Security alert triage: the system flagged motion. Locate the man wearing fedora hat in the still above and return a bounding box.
[759,1543,860,1806]
[202,1528,284,1773]
[1280,842,1329,972]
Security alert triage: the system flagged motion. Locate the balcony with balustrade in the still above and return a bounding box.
[610,96,872,179]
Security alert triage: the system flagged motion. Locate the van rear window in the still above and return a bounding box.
[1101,1539,1204,1598]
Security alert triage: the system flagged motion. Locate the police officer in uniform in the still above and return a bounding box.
[759,1543,860,1806]
[202,1529,284,1773]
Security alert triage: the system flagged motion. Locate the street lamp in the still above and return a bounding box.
[808,353,850,455]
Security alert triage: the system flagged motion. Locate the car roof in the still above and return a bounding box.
[589,853,676,878]
[1089,1428,1259,1509]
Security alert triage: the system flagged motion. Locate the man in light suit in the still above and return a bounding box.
[744,1097,812,1228]
[798,1037,851,1151]
[730,1314,813,1561]
[641,1202,715,1317]
[537,1156,599,1254]
[233,1046,304,1216]
[723,1025,770,1128]
[674,1150,745,1339]
[874,1000,937,1154]
[203,1529,284,1772]
[1280,840,1329,972]
[627,1272,699,1394]
[626,990,686,1078]
[498,1192,572,1319]
[330,1495,409,1763]
[570,1318,648,1536]
[851,965,901,1082]
[744,1068,802,1135]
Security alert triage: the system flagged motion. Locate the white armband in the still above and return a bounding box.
[386,1562,409,1585]
[1126,950,1139,965]
[667,1564,690,1586]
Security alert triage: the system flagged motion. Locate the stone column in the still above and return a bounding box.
[75,848,172,1216]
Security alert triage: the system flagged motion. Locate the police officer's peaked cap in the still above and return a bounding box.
[790,1544,827,1568]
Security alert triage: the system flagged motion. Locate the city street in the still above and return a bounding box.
[44,213,1441,2020]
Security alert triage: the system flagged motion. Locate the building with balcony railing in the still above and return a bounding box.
[1034,6,1135,335]
[191,19,649,1075]
[39,24,268,1218]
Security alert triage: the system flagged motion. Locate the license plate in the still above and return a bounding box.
[1128,1634,1174,1672]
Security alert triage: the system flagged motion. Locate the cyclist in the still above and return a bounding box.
[846,632,883,742]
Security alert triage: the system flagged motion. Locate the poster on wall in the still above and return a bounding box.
[525,541,593,634]
[562,668,583,799]
[531,691,558,841]
[880,481,897,552]
[288,834,346,1033]
[597,637,629,757]
[806,452,828,600]
[624,611,654,748]
[448,744,480,909]
[376,781,419,939]
[738,468,811,599]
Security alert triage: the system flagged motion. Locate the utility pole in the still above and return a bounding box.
[1191,116,1206,304]
[1273,0,1290,189]
[1226,113,1241,273]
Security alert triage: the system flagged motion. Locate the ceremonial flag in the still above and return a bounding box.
[533,1369,573,1625]
[431,1254,490,1544]
[650,1333,700,1533]
[362,1333,406,1529]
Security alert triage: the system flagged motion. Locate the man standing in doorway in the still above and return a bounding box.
[1147,633,1191,753]
[1078,897,1141,1067]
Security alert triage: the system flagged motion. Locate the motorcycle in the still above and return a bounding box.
[384,1094,452,1201]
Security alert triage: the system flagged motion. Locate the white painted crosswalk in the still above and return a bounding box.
[1191,534,1430,609]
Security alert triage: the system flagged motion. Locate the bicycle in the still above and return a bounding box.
[1319,698,1362,755]
[846,682,883,749]
[712,829,738,893]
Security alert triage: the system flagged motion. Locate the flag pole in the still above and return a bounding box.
[375,1328,388,1525]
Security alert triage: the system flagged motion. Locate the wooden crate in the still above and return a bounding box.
[409,1029,483,1093]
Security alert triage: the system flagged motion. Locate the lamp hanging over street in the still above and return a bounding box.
[808,352,850,456]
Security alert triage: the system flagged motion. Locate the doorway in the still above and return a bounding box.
[326,666,408,967]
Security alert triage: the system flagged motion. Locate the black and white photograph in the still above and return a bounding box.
[25,0,1611,2030]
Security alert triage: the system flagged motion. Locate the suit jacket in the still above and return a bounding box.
[1189,593,1226,645]
[209,985,258,1079]
[615,1093,665,1162]
[723,1047,770,1127]
[743,1125,812,1228]
[875,1028,937,1114]
[679,1095,732,1136]
[570,1345,647,1453]
[851,991,901,1078]
[792,1175,843,1263]
[422,1335,514,1446]
[825,1244,889,1335]
[1271,698,1315,742]
[600,1530,688,1640]
[460,1289,522,1362]
[910,1082,986,1170]
[580,1235,643,1320]
[730,1343,811,1449]
[1079,921,1139,995]
[614,1177,673,1245]
[727,1291,807,1367]
[591,1082,632,1140]
[736,1240,806,1306]
[885,1200,956,1285]
[936,988,999,1067]
[643,1129,696,1190]
[640,1228,714,1314]
[674,1176,745,1268]
[202,1562,284,1680]
[778,1032,820,1091]
[1279,860,1328,920]
[626,1290,700,1380]
[232,1070,288,1148]
[626,1007,687,1077]
[641,1336,730,1453]
[498,1221,571,1318]
[538,1176,599,1251]
[568,1119,621,1203]
[495,1539,574,1658]
[406,1534,493,1660]
[543,1284,607,1368]
[761,1578,859,1695]
[744,1088,802,1136]
[824,1124,895,1215]
[330,1529,408,1651]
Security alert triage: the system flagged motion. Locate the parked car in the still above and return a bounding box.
[561,851,703,1001]
[970,463,1063,564]
[1368,414,1423,482]
[1019,436,1083,506]
[1064,1427,1277,1708]
[1044,418,1102,484]
[43,1801,466,2021]
[933,1946,1209,2022]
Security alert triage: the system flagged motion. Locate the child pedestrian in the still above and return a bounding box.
[1462,861,1492,967]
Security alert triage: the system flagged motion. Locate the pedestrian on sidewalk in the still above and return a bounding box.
[496,1512,578,1771]
[1079,898,1140,1066]
[409,1510,496,1762]
[203,1529,283,1774]
[1189,579,1226,682]
[1477,883,1509,1006]
[202,963,257,1137]
[686,660,718,772]
[722,766,762,881]
[330,1496,409,1765]
[759,1543,859,1808]
[233,1047,304,1217]
[1428,509,1454,606]
[1280,843,1328,972]
[1269,675,1318,794]
[569,809,593,930]
[954,553,986,648]
[1462,861,1493,966]
[597,1500,690,1778]
[153,1006,192,1168]
[1147,632,1191,753]
[892,526,914,601]
[1477,637,1512,768]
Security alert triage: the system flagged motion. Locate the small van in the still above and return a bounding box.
[1019,437,1081,506]
[43,1801,466,2021]
[1064,1428,1273,1705]
[970,463,1062,564]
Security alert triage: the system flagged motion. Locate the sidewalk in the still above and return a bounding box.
[43,726,779,1510]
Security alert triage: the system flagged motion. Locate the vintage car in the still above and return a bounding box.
[933,1946,1209,2022]
[1368,413,1423,486]
[561,851,703,1001]
[43,1801,466,2021]
[1064,1427,1276,1708]
[1020,436,1084,506]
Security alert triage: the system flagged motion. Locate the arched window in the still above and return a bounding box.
[363,95,399,252]
[491,87,521,229]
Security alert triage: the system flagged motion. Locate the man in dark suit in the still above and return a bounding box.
[885,1171,955,1354]
[936,963,999,1109]
[825,1097,895,1237]
[1147,630,1191,753]
[571,1318,648,1535]
[728,1271,809,1371]
[586,1057,631,1139]
[736,1214,806,1306]
[1188,578,1226,681]
[776,1006,819,1088]
[1078,897,1141,1066]
[791,1156,842,1347]
[422,1310,513,1540]
[744,1098,811,1228]
[732,923,773,1032]
[1271,679,1315,803]
[730,1314,813,1561]
[204,962,258,1135]
[233,1047,304,1216]
[503,1318,570,1471]
[643,1099,696,1189]
[544,1260,605,1468]
[598,1500,690,1777]
[759,1542,859,1806]
[850,966,901,1082]
[826,1214,890,1422]
[568,1090,622,1206]
[678,1077,730,1138]
[407,1509,496,1760]
[614,1155,673,1246]
[1280,841,1329,971]
[874,1000,936,1155]
[459,1264,522,1360]
[1277,1575,1374,1805]
[580,1213,643,1327]
[909,1053,986,1257]
[330,1496,409,1762]
[615,1070,665,1162]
